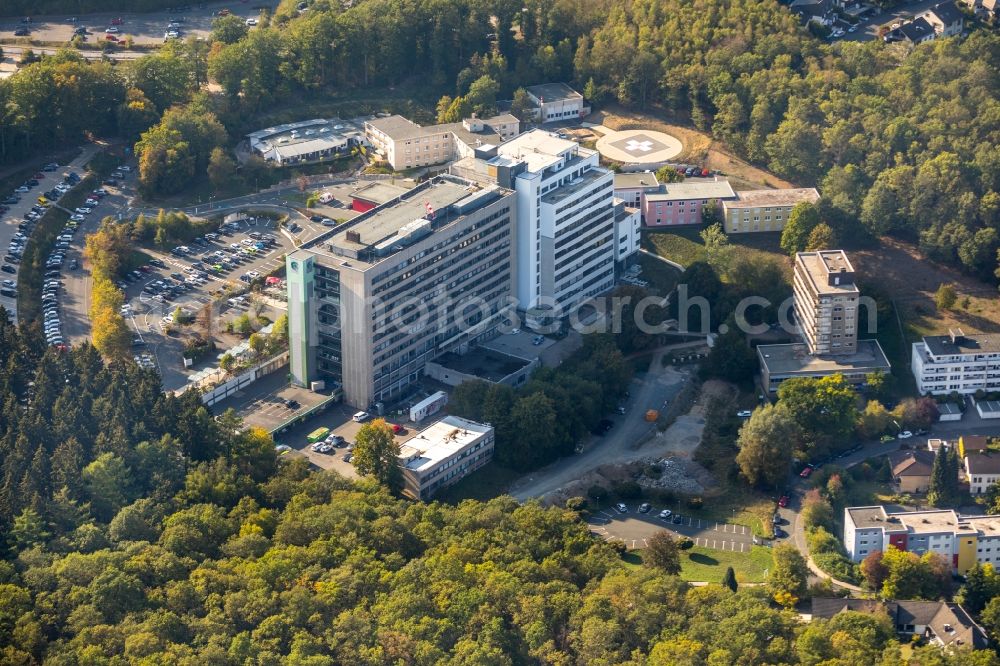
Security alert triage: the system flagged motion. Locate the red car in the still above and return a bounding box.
[390,423,407,435]
[110,17,124,25]
[105,34,118,42]
[33,172,44,180]
[799,466,813,478]
[777,495,789,508]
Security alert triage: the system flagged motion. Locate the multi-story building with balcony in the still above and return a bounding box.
[286,175,516,408]
[793,250,860,355]
[911,329,1000,395]
[843,506,984,573]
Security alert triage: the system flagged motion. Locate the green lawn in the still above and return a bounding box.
[643,228,707,268]
[642,228,792,281]
[637,253,681,296]
[623,546,773,583]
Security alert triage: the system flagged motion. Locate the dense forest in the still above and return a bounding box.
[0,303,998,663]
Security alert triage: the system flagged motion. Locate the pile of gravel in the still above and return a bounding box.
[637,456,715,495]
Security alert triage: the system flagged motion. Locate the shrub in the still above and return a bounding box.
[565,497,586,512]
[587,485,608,502]
[612,481,642,500]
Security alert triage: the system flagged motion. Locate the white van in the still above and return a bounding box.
[352,411,370,423]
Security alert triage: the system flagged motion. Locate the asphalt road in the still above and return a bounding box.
[588,503,758,552]
[510,352,693,501]
[1,1,279,46]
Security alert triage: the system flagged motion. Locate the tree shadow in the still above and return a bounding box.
[689,552,718,566]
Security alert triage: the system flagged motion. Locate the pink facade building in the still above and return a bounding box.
[641,178,736,227]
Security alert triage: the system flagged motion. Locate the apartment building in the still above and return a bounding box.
[525,83,589,123]
[613,198,641,271]
[911,329,1000,395]
[364,113,520,170]
[397,415,494,499]
[286,176,516,408]
[641,179,736,227]
[793,250,859,355]
[450,129,619,321]
[722,188,821,234]
[843,506,1000,573]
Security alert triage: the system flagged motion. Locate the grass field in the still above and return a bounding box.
[622,546,773,583]
[642,227,792,282]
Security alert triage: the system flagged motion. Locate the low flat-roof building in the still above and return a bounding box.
[722,187,821,234]
[397,415,494,499]
[613,171,660,208]
[642,178,736,227]
[349,181,410,213]
[758,339,891,392]
[525,83,589,123]
[247,119,365,166]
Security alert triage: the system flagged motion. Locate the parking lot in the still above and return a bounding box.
[1,147,97,334]
[587,503,761,552]
[1,1,279,46]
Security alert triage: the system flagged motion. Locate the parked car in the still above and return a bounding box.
[638,503,651,514]
[615,503,628,514]
[736,410,752,418]
[898,430,913,439]
[352,411,370,422]
[658,509,672,520]
[799,466,813,478]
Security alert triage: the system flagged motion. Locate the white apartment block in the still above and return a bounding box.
[722,187,820,234]
[793,250,859,355]
[398,415,494,500]
[364,114,520,171]
[844,506,1000,574]
[286,176,516,408]
[613,198,641,268]
[451,129,619,322]
[911,329,1000,395]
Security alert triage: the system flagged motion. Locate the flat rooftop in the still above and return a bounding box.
[433,348,530,383]
[897,509,973,535]
[481,330,556,361]
[846,506,904,531]
[759,339,891,376]
[398,415,492,473]
[796,250,859,295]
[526,82,583,103]
[497,129,581,174]
[304,177,507,269]
[542,167,609,205]
[924,332,1000,356]
[725,187,820,208]
[614,172,660,189]
[351,181,410,204]
[644,178,736,202]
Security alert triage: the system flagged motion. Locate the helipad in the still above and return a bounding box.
[596,128,683,164]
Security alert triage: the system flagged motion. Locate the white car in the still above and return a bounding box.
[615,503,628,514]
[898,430,913,439]
[105,26,120,33]
[737,410,753,418]
[352,411,370,423]
[70,214,85,222]
[659,509,672,520]
[245,17,258,26]
[74,207,92,215]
